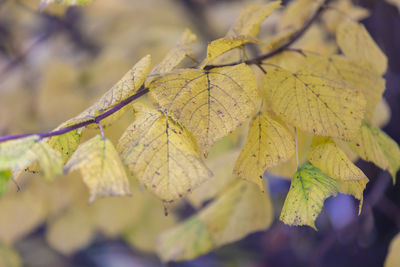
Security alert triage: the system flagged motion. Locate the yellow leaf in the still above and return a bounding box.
[308,137,368,213]
[0,136,63,180]
[188,150,239,208]
[64,135,131,202]
[268,129,313,178]
[150,63,259,152]
[304,53,385,121]
[118,105,212,201]
[227,1,281,37]
[349,123,400,183]
[204,35,259,66]
[0,190,47,244]
[322,0,369,33]
[280,163,338,230]
[157,217,214,262]
[123,192,176,253]
[371,98,391,128]
[385,232,400,267]
[337,21,387,75]
[47,123,81,164]
[66,55,151,125]
[234,108,295,190]
[279,0,319,30]
[262,68,366,140]
[157,180,273,262]
[150,29,197,75]
[45,205,95,255]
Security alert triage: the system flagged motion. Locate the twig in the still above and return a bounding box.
[0,87,149,142]
[204,0,331,70]
[0,0,329,143]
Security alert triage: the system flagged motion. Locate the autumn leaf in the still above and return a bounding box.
[234,107,295,190]
[262,68,366,140]
[304,53,385,121]
[349,122,400,183]
[150,29,197,76]
[204,35,259,66]
[150,63,259,153]
[308,137,368,213]
[280,163,338,229]
[337,20,387,75]
[47,124,81,164]
[66,55,151,125]
[227,1,281,37]
[118,105,212,201]
[385,233,400,267]
[45,205,95,255]
[157,180,273,262]
[322,0,369,33]
[64,135,131,202]
[0,136,63,180]
[279,0,319,30]
[188,150,239,208]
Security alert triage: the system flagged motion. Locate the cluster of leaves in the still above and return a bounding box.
[1,0,400,263]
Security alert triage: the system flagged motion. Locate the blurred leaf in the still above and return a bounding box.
[227,1,281,37]
[349,123,400,183]
[66,55,151,126]
[150,28,197,76]
[188,150,239,208]
[322,0,369,33]
[385,232,400,267]
[157,180,273,261]
[45,205,95,255]
[0,190,47,244]
[40,0,93,8]
[279,0,319,30]
[337,20,387,75]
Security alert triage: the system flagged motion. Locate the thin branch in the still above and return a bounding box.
[0,0,329,143]
[203,0,331,70]
[0,87,149,142]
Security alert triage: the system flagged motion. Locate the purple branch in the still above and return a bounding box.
[0,87,149,142]
[204,0,331,70]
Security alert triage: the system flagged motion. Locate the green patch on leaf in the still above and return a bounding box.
[280,163,338,230]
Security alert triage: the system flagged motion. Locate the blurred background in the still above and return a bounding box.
[0,0,399,266]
